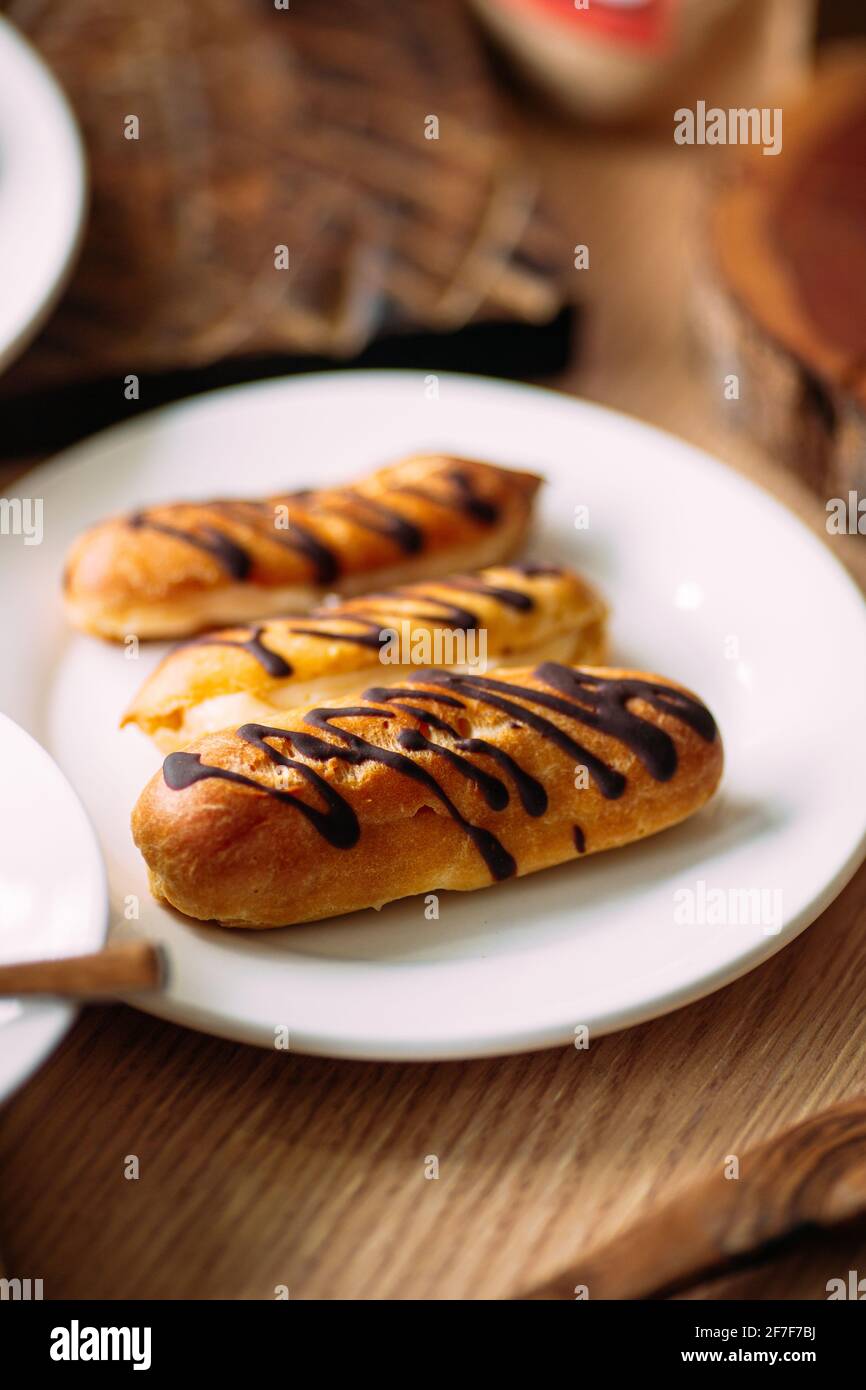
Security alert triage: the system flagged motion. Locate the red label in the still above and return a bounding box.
[492,0,680,52]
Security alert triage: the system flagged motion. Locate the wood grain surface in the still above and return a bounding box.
[1,0,864,1300]
[0,863,863,1300]
[524,1098,866,1299]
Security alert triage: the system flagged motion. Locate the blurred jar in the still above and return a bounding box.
[470,0,778,124]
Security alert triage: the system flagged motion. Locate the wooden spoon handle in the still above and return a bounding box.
[0,941,164,998]
[521,1098,866,1300]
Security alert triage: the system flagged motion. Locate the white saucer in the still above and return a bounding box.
[0,714,107,1101]
[0,14,86,373]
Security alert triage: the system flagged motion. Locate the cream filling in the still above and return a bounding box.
[155,623,606,752]
[71,532,527,639]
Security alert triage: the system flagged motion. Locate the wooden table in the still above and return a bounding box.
[2,18,865,1300]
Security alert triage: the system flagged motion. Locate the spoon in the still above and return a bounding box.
[0,939,164,997]
[520,1096,866,1299]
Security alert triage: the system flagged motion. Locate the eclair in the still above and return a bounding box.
[123,565,608,751]
[131,662,723,928]
[64,455,542,639]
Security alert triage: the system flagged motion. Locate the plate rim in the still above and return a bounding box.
[4,369,866,1060]
[0,711,109,1100]
[0,13,88,374]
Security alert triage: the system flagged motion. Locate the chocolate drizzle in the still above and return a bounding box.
[184,625,293,677]
[317,492,423,554]
[295,707,516,879]
[446,469,500,524]
[359,589,479,631]
[284,616,386,650]
[536,662,717,753]
[400,669,629,800]
[397,726,509,811]
[163,745,360,848]
[401,665,716,789]
[125,465,503,585]
[173,570,541,673]
[424,576,534,612]
[162,664,716,885]
[455,738,547,816]
[129,512,251,581]
[389,467,500,525]
[511,563,562,578]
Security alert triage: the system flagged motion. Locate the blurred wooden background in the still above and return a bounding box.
[1,0,864,1299]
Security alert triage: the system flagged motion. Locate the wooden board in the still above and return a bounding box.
[701,45,866,500]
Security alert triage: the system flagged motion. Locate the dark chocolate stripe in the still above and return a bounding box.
[431,576,534,612]
[511,563,562,578]
[535,663,718,757]
[397,727,509,811]
[183,625,292,678]
[403,670,627,799]
[390,466,500,525]
[163,747,359,848]
[125,462,515,593]
[298,708,515,880]
[165,567,545,673]
[286,616,386,650]
[363,589,479,630]
[316,492,423,554]
[219,502,340,586]
[129,514,251,581]
[161,665,716,886]
[384,704,461,737]
[455,738,547,817]
[362,685,466,710]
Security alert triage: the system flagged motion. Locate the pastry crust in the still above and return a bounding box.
[131,662,723,928]
[64,455,542,639]
[123,565,608,750]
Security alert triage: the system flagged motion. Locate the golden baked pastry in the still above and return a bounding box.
[64,455,542,639]
[131,662,723,928]
[123,564,608,751]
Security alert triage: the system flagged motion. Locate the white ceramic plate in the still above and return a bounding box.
[0,14,86,373]
[0,714,108,1102]
[1,372,864,1059]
